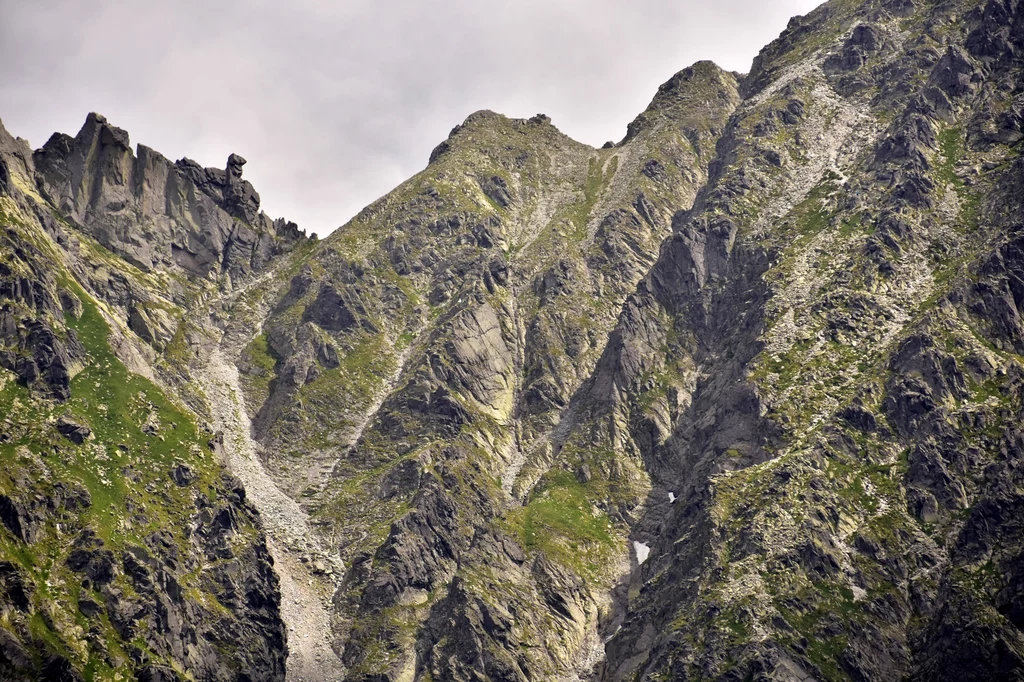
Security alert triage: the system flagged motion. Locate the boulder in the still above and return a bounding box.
[56,416,91,444]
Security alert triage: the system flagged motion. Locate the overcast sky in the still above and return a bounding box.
[1,0,822,235]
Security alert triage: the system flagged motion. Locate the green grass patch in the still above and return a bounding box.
[0,276,254,678]
[58,284,218,540]
[504,470,617,582]
[935,127,964,189]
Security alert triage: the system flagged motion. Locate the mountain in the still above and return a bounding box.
[1,0,1023,680]
[0,113,302,681]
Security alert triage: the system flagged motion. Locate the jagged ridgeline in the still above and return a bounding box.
[0,112,303,682]
[1,0,1023,679]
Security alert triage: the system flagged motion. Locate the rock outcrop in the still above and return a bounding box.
[0,113,293,679]
[32,113,304,282]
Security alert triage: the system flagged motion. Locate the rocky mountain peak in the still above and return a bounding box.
[2,0,1024,680]
[176,150,263,224]
[26,112,307,283]
[623,60,740,143]
[428,108,571,166]
[81,111,131,148]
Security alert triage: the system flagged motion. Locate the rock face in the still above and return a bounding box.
[4,0,1024,680]
[32,113,303,282]
[584,1,1024,679]
[0,113,293,679]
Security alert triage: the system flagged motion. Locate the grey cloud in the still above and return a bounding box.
[0,0,822,235]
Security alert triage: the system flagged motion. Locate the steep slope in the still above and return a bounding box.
[2,0,1023,679]
[228,0,1022,678]
[576,0,1024,679]
[226,63,740,680]
[0,116,303,680]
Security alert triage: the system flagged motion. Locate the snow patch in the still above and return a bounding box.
[633,541,651,565]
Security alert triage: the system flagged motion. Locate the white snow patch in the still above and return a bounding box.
[633,541,651,565]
